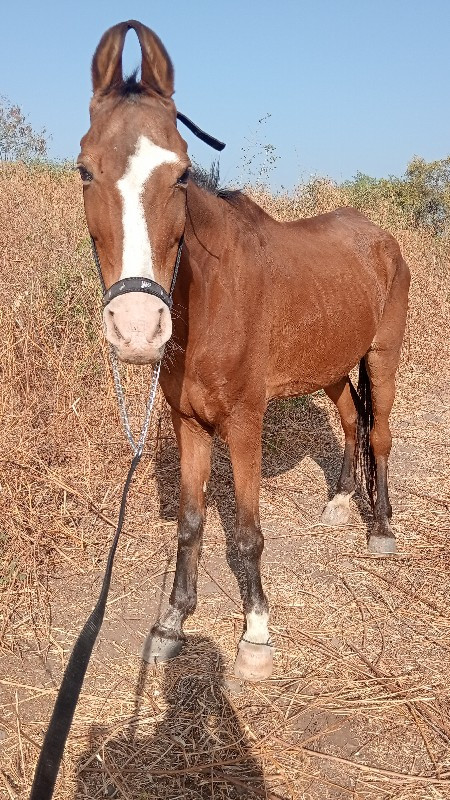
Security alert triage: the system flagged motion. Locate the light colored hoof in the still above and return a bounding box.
[368,519,397,555]
[234,640,273,682]
[141,627,184,664]
[321,495,351,526]
[368,533,396,555]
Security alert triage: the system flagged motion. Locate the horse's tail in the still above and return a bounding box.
[349,358,376,509]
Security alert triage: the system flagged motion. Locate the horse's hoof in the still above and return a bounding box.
[368,521,396,555]
[234,640,273,682]
[320,494,351,525]
[141,626,184,664]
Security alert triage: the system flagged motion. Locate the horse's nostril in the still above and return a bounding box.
[113,322,131,344]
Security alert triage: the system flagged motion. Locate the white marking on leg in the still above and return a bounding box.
[328,492,352,510]
[321,492,353,525]
[117,135,179,280]
[160,606,184,634]
[245,610,270,644]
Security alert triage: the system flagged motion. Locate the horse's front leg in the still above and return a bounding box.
[226,415,273,681]
[144,411,212,662]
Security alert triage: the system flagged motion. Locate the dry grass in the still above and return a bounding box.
[0,163,449,799]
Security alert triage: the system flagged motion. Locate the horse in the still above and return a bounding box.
[78,20,410,681]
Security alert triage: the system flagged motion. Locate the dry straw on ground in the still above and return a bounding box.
[0,163,449,799]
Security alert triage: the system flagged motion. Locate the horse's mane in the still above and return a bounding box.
[190,164,269,223]
[190,162,241,202]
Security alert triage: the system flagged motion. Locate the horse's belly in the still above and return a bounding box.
[266,276,382,398]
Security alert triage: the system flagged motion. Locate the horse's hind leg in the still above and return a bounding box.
[363,351,398,553]
[365,259,409,554]
[144,412,212,662]
[321,377,357,525]
[225,413,273,682]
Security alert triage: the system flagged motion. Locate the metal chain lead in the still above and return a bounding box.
[90,235,163,456]
[108,346,161,456]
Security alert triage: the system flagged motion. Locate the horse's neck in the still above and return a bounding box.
[169,184,219,336]
[185,181,227,252]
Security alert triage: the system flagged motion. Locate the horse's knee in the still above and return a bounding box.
[370,425,392,458]
[178,505,204,547]
[235,524,264,561]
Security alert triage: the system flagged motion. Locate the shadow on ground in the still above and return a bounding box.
[155,395,345,522]
[153,395,372,601]
[74,636,270,799]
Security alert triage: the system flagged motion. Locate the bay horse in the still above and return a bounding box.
[78,21,410,681]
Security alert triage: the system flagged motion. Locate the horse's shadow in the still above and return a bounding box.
[154,395,372,601]
[74,636,268,799]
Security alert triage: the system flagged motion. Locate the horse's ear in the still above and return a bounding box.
[91,22,129,94]
[127,20,175,98]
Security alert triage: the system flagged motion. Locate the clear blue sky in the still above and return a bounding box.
[2,1,450,190]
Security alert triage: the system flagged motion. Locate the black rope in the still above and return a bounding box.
[169,233,184,297]
[176,111,225,151]
[29,452,142,800]
[30,120,208,798]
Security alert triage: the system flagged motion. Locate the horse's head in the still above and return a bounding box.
[78,21,190,364]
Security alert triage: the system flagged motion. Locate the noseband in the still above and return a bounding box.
[98,234,184,310]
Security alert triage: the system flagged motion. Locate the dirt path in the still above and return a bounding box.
[1,371,450,800]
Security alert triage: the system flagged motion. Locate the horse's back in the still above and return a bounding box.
[283,206,401,279]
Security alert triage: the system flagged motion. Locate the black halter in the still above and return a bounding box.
[99,234,185,310]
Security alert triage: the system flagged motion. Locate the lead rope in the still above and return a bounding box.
[29,236,183,800]
[28,103,223,797]
[29,450,142,800]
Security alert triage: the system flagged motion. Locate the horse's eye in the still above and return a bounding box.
[176,169,190,187]
[78,165,93,184]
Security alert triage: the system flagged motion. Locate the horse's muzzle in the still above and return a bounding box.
[103,291,172,364]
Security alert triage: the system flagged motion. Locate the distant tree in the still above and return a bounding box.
[0,96,49,162]
[344,156,450,233]
[404,155,450,231]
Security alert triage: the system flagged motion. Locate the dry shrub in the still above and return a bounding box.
[0,164,449,799]
[0,164,151,645]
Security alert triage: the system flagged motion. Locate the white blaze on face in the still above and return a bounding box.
[117,135,179,280]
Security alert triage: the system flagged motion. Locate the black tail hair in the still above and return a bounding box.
[349,359,377,509]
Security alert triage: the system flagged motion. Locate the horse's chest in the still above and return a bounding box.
[160,359,224,426]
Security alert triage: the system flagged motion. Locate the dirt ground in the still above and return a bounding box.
[1,367,450,799]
